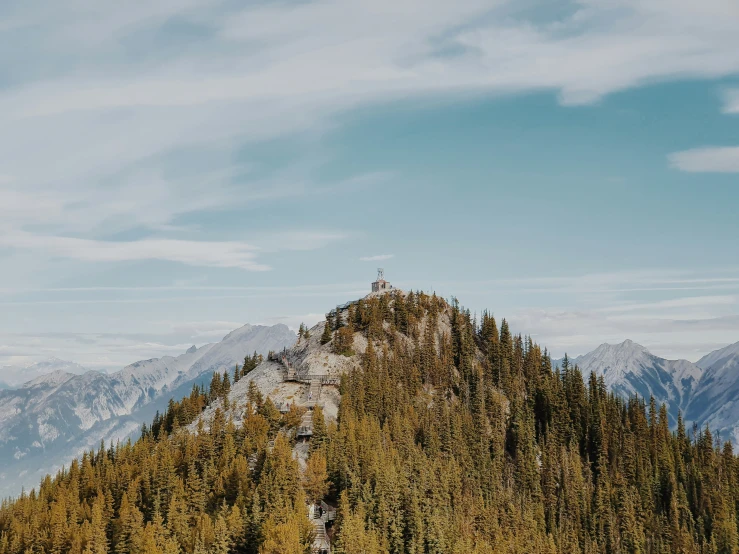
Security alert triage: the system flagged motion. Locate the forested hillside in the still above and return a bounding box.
[2,291,738,553]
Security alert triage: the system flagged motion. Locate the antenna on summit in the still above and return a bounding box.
[377,268,384,281]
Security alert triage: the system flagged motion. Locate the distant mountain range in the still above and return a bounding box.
[558,339,739,445]
[687,342,739,443]
[0,323,296,498]
[0,358,90,389]
[5,327,738,498]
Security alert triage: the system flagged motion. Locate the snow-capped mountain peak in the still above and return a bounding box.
[578,340,654,381]
[686,341,739,443]
[570,339,702,425]
[0,358,89,389]
[24,370,77,388]
[222,323,257,341]
[696,341,739,371]
[561,339,739,448]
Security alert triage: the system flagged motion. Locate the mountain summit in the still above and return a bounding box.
[566,340,702,425]
[686,341,739,444]
[0,357,89,389]
[696,341,739,372]
[564,339,739,444]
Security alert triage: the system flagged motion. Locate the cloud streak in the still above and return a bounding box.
[722,88,739,114]
[0,227,348,271]
[2,267,739,367]
[360,254,394,262]
[669,146,739,173]
[2,0,739,234]
[427,268,739,361]
[0,233,270,271]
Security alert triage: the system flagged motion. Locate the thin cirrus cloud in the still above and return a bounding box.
[505,287,739,361]
[5,1,739,174]
[0,233,269,271]
[2,0,739,265]
[668,147,739,173]
[434,268,739,360]
[508,305,739,362]
[360,254,394,262]
[0,231,350,271]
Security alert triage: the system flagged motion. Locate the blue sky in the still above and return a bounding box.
[1,0,739,371]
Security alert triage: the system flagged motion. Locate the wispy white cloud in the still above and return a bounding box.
[0,292,370,306]
[0,227,348,271]
[0,233,270,271]
[598,295,738,313]
[0,282,370,296]
[2,267,739,367]
[722,88,739,113]
[0,282,370,295]
[2,0,739,367]
[508,295,739,362]
[261,313,327,332]
[508,306,739,362]
[435,269,739,295]
[360,254,394,262]
[431,268,739,361]
[668,146,739,173]
[2,0,739,238]
[160,320,249,340]
[255,231,349,253]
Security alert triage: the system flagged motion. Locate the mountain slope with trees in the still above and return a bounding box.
[2,291,738,553]
[0,324,296,498]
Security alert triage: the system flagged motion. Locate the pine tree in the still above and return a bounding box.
[311,406,327,452]
[186,462,206,516]
[320,320,332,345]
[89,493,109,554]
[209,371,223,399]
[49,498,67,554]
[211,515,231,554]
[259,513,305,554]
[334,493,382,554]
[303,450,330,504]
[222,371,231,397]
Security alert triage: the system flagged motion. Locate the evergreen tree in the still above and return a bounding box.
[303,450,330,504]
[310,406,327,452]
[320,320,332,345]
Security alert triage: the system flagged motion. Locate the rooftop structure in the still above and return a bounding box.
[371,268,392,293]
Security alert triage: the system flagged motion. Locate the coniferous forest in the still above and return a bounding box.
[2,292,738,553]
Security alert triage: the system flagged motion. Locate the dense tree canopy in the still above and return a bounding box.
[2,291,738,553]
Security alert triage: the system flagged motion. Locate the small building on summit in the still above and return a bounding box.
[371,268,392,293]
[326,269,394,319]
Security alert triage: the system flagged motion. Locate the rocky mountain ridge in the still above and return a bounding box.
[0,323,296,498]
[561,339,739,444]
[0,358,90,389]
